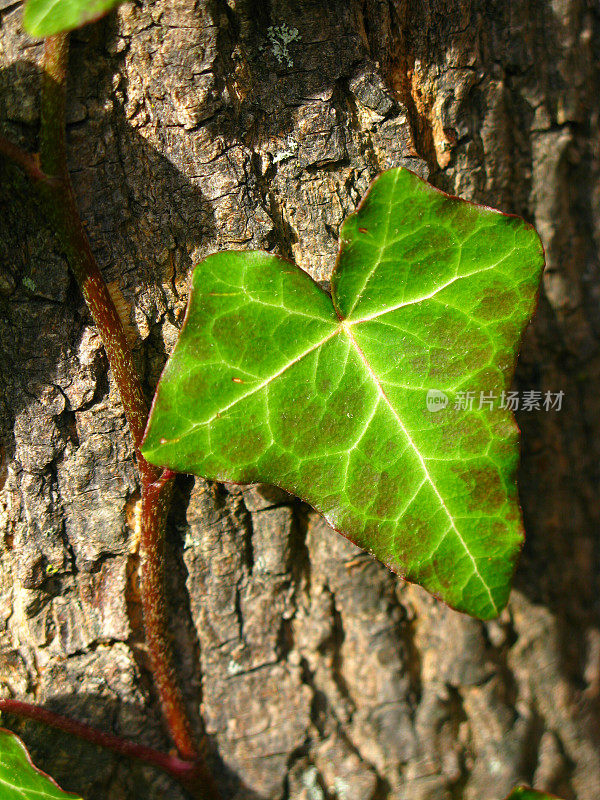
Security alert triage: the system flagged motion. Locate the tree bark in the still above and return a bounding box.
[0,1,599,799]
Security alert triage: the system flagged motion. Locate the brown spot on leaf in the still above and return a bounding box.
[460,464,505,513]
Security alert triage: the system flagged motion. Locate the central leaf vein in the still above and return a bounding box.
[340,320,498,613]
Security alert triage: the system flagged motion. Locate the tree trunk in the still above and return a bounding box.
[1,1,599,798]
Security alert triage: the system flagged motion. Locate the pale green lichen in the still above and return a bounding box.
[272,135,299,164]
[227,659,244,676]
[333,777,350,799]
[301,767,325,800]
[265,23,301,68]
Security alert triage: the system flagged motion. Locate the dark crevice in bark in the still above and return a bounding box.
[444,686,471,800]
[517,704,548,786]
[360,0,439,173]
[288,503,314,599]
[392,599,422,713]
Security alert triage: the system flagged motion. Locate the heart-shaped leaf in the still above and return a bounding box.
[504,787,563,800]
[142,168,544,619]
[23,0,123,38]
[0,728,83,799]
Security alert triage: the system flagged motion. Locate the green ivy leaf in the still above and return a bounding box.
[23,0,123,38]
[504,787,563,800]
[0,728,83,799]
[142,168,544,619]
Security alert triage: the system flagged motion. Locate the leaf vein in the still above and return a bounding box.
[163,328,340,447]
[341,322,499,614]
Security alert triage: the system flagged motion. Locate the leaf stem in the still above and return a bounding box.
[24,34,219,797]
[0,699,207,792]
[0,135,47,182]
[140,470,222,799]
[38,34,151,462]
[40,34,68,177]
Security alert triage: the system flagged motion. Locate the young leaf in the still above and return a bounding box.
[0,727,83,799]
[504,787,564,800]
[142,168,544,619]
[23,0,123,38]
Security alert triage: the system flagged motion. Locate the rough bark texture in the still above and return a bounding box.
[1,1,599,799]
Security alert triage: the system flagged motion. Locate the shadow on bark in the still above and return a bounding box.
[0,53,216,571]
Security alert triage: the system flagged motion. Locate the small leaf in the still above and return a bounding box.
[23,0,123,38]
[504,787,564,800]
[0,727,83,799]
[142,168,544,619]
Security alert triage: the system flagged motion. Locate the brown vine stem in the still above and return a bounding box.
[0,33,220,800]
[0,699,203,792]
[38,35,151,457]
[0,135,46,181]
